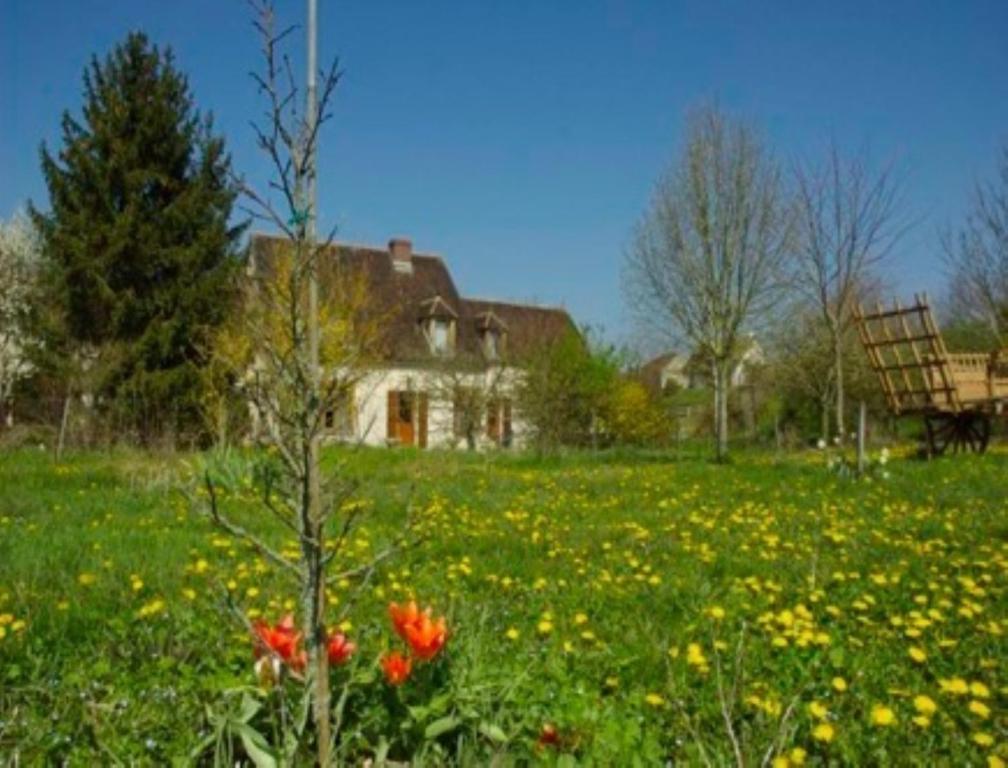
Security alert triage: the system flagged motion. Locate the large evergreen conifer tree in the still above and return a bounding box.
[33,32,243,443]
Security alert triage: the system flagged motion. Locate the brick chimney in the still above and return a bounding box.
[389,238,413,274]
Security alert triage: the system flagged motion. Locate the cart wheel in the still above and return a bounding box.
[924,412,991,456]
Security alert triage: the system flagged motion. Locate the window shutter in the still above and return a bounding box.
[387,390,398,441]
[418,393,429,448]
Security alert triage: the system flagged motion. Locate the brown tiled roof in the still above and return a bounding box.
[248,233,575,365]
[461,298,577,361]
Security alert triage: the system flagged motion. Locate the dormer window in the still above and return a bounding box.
[475,310,508,361]
[483,329,499,360]
[419,295,457,356]
[431,319,451,354]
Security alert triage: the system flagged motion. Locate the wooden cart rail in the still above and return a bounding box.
[853,293,1008,455]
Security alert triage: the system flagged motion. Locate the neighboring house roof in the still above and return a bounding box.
[248,233,576,365]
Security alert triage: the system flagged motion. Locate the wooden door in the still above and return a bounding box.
[387,391,414,445]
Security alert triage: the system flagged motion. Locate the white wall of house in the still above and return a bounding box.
[340,365,528,450]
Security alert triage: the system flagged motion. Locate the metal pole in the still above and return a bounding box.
[304,2,329,762]
[306,0,319,383]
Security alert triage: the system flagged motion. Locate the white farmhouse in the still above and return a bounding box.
[249,234,575,449]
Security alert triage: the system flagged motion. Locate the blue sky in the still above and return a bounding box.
[3,1,1007,343]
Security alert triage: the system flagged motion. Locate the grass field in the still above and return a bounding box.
[1,445,1006,765]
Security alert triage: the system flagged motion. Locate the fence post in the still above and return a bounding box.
[856,401,867,474]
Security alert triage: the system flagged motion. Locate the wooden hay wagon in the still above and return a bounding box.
[853,294,1008,456]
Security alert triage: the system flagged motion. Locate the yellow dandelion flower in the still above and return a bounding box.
[505,627,520,641]
[970,681,991,698]
[870,705,896,727]
[808,700,829,720]
[772,757,790,768]
[832,676,848,692]
[972,732,994,747]
[913,695,937,715]
[908,646,927,663]
[912,715,931,728]
[137,598,165,618]
[939,677,969,695]
[987,756,1005,768]
[78,573,97,586]
[968,700,991,719]
[574,612,588,625]
[0,626,6,640]
[644,693,665,707]
[537,620,553,635]
[789,747,807,765]
[182,588,197,601]
[812,722,835,742]
[708,606,726,620]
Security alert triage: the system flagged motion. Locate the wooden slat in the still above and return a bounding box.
[856,302,900,412]
[861,332,942,348]
[916,292,961,413]
[896,298,934,409]
[857,305,931,321]
[876,300,916,411]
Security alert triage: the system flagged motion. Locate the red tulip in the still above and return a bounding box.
[537,723,560,748]
[253,614,305,671]
[326,632,356,665]
[381,651,412,685]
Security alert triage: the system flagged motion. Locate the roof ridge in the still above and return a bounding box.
[248,231,442,260]
[463,296,569,313]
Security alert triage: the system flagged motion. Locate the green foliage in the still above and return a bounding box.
[516,327,622,451]
[31,32,244,444]
[940,317,1001,354]
[600,378,668,446]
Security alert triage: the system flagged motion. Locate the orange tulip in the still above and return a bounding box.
[388,601,422,641]
[326,632,356,665]
[402,612,448,661]
[388,600,448,661]
[381,650,412,685]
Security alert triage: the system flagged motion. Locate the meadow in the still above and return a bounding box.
[0,444,1005,765]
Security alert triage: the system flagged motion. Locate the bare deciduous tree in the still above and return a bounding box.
[624,106,791,461]
[793,143,903,440]
[196,4,409,763]
[943,142,1008,343]
[424,359,509,451]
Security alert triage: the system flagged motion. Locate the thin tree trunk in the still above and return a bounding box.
[56,392,71,462]
[713,359,729,461]
[820,392,830,442]
[834,332,845,443]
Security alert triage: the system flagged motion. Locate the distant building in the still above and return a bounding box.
[639,337,764,396]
